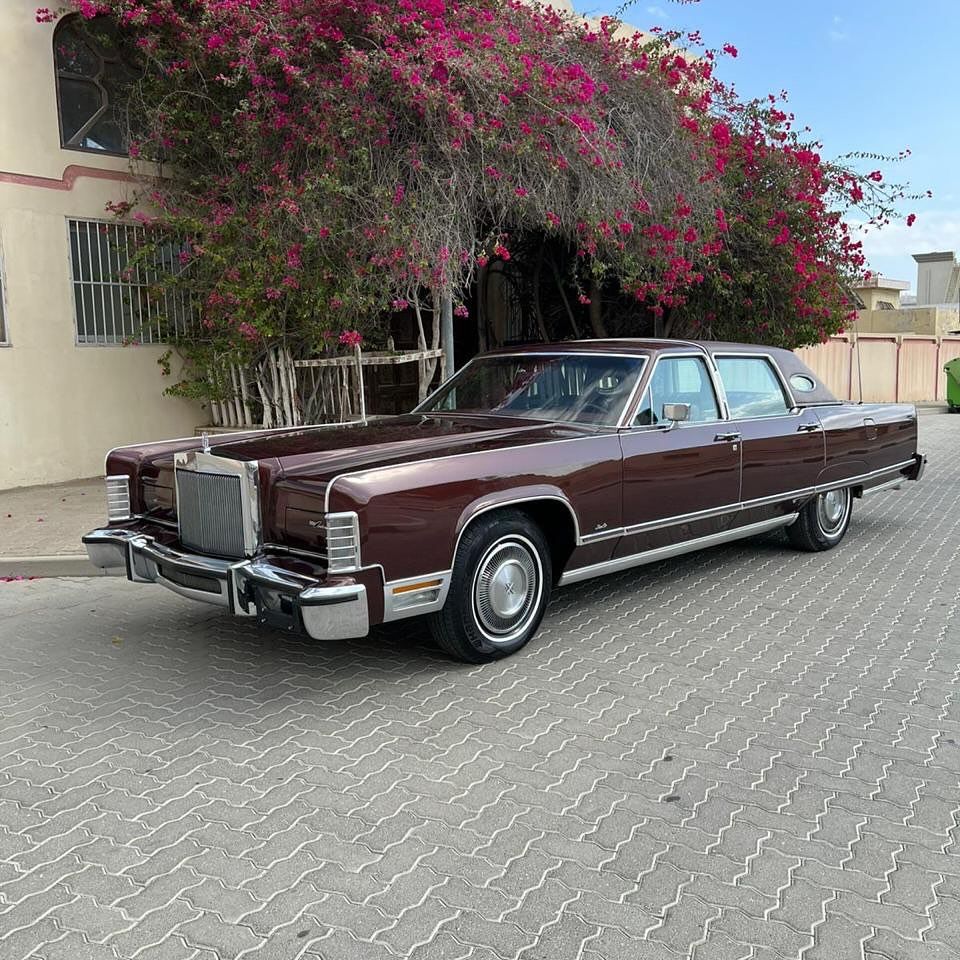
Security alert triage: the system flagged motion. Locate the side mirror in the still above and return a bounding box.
[661,402,690,428]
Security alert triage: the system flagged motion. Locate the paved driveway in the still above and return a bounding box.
[1,417,959,960]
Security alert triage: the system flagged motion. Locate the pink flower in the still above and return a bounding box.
[392,298,409,310]
[722,43,738,57]
[339,329,363,347]
[453,304,469,317]
[238,322,259,342]
[867,170,883,182]
[265,287,282,300]
[710,122,732,149]
[906,213,917,227]
[493,243,510,261]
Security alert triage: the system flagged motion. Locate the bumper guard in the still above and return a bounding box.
[82,529,368,640]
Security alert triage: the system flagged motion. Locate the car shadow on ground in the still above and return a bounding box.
[88,516,902,698]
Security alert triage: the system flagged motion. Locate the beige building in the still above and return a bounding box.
[0,1,200,490]
[851,275,909,311]
[852,267,960,337]
[913,251,959,306]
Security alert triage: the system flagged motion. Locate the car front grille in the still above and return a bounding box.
[175,469,246,558]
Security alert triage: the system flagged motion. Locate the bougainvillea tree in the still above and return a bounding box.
[41,0,922,412]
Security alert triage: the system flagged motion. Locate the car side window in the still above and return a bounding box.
[634,357,720,426]
[715,356,792,419]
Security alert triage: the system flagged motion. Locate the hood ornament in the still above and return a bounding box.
[201,432,211,454]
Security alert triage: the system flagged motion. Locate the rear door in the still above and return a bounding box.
[712,354,825,508]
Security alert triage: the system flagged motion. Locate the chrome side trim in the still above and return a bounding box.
[856,477,903,497]
[578,457,920,546]
[558,514,799,586]
[382,570,453,622]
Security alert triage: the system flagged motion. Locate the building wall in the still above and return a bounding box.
[856,288,901,311]
[854,306,960,336]
[0,1,202,490]
[915,255,956,306]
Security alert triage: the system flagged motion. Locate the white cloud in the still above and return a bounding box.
[646,5,668,18]
[850,209,960,261]
[829,14,847,42]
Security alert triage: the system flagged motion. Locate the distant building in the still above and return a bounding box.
[851,276,910,311]
[913,251,960,307]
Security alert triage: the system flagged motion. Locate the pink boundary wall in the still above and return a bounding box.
[796,334,960,404]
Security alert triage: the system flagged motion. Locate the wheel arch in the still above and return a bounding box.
[453,488,580,583]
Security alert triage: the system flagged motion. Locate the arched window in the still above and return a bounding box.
[54,16,138,155]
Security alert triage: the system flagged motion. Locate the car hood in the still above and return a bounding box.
[209,414,592,481]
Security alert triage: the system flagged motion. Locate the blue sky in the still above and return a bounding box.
[576,0,959,293]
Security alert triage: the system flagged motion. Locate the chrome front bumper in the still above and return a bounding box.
[83,529,368,640]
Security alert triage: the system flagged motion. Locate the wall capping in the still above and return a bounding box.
[0,164,134,191]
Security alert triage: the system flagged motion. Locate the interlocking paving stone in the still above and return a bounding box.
[1,416,959,958]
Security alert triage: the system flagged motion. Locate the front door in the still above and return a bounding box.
[616,354,741,560]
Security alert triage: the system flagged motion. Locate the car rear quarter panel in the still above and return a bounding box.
[814,403,917,485]
[328,434,624,582]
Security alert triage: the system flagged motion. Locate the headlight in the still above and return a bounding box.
[105,475,131,521]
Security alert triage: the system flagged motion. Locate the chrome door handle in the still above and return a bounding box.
[797,423,821,433]
[714,432,741,442]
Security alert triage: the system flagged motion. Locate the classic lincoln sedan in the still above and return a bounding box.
[84,339,925,662]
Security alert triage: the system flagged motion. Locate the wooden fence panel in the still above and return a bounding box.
[797,334,960,403]
[897,337,939,403]
[850,337,898,402]
[797,337,851,399]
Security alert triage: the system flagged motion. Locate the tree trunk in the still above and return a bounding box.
[549,255,581,338]
[589,276,607,338]
[440,289,454,376]
[476,261,489,353]
[532,247,550,343]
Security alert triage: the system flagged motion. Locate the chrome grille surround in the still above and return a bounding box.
[174,450,260,558]
[324,512,361,572]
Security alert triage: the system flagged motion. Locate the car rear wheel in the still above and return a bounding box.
[787,487,852,552]
[430,510,552,663]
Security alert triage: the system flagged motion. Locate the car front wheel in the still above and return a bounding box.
[787,487,852,552]
[430,510,552,663]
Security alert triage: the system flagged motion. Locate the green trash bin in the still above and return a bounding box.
[946,358,960,411]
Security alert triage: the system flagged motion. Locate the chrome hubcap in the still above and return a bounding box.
[817,489,849,535]
[473,538,541,642]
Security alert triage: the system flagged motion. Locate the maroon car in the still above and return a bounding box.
[84,339,925,662]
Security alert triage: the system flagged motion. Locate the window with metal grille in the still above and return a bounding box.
[68,218,192,345]
[54,16,138,155]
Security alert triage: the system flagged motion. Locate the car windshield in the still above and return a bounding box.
[416,353,645,426]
